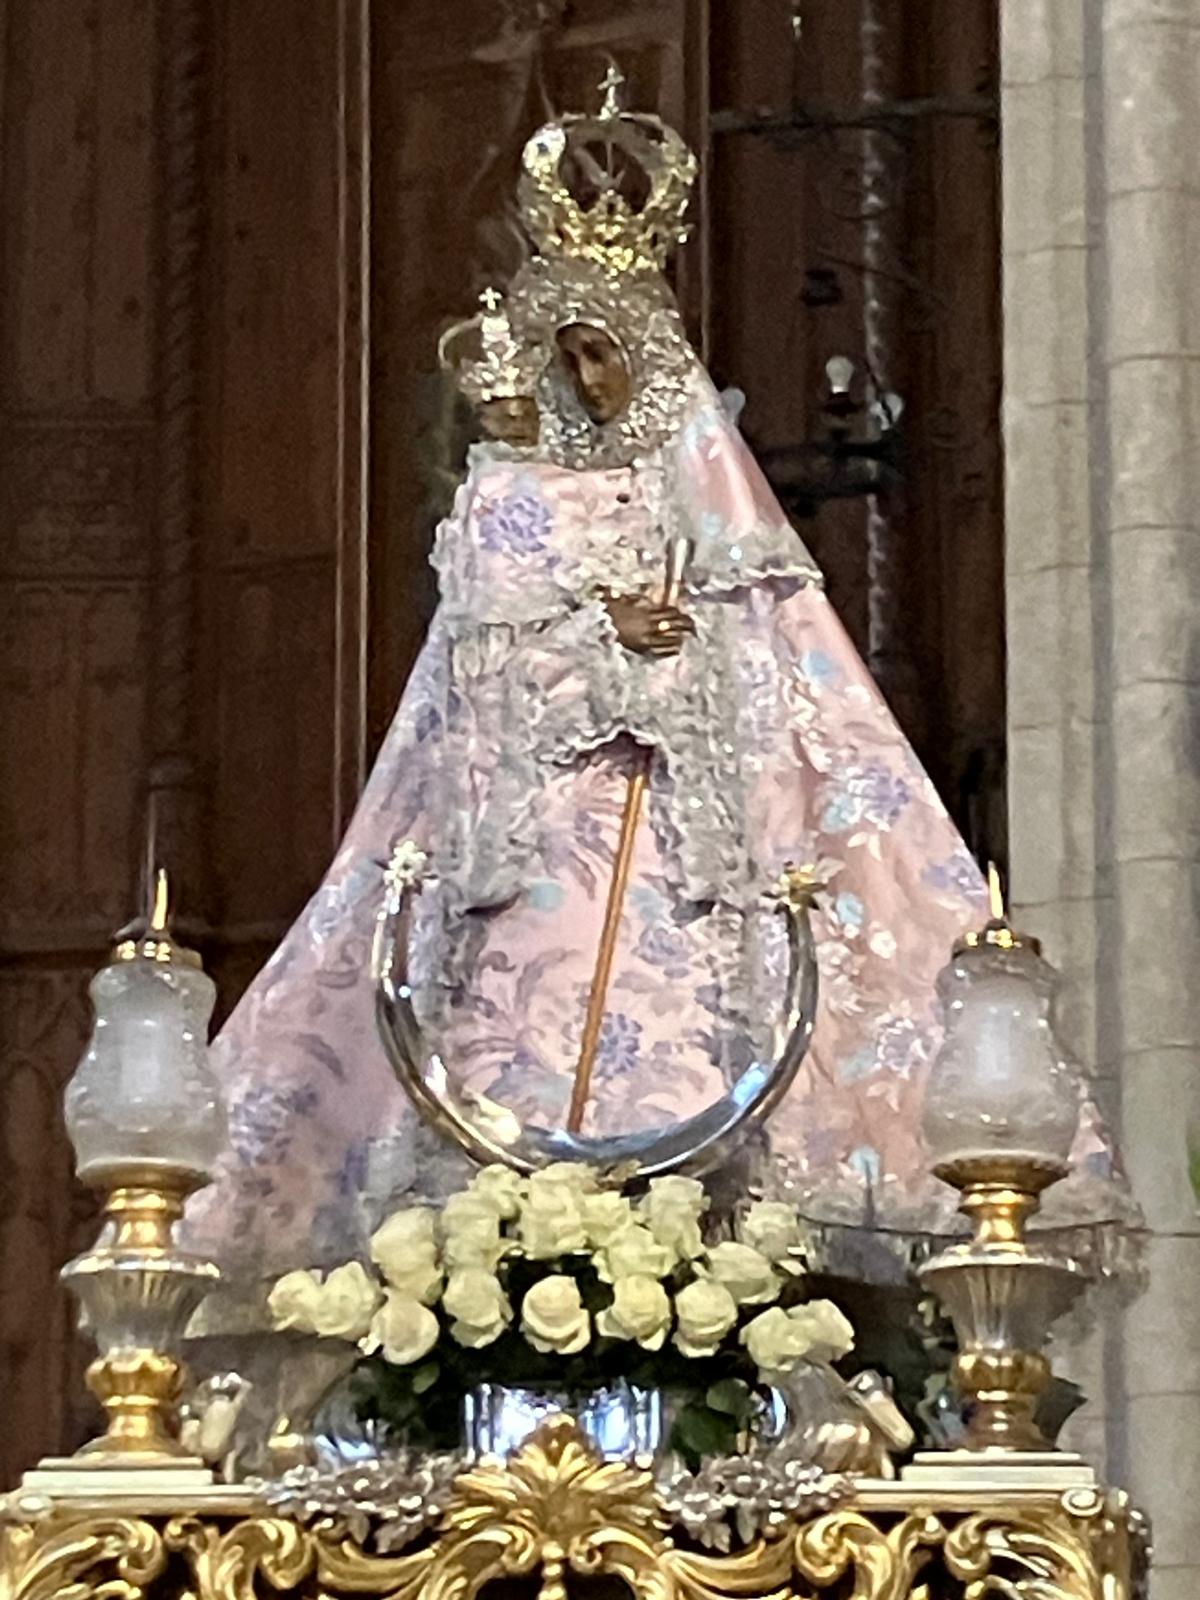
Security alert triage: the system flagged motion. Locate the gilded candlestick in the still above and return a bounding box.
[917,872,1087,1456]
[52,871,224,1471]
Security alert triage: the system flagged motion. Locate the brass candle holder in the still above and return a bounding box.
[918,1152,1084,1452]
[911,868,1091,1473]
[32,873,224,1484]
[61,1164,220,1463]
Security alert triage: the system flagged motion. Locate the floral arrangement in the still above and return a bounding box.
[268,1163,855,1461]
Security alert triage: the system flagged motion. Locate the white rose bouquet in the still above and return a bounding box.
[267,1171,856,1461]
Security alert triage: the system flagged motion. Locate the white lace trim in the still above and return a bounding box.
[433,596,798,912]
[686,522,822,597]
[425,410,823,912]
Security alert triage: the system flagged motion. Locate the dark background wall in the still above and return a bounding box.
[0,0,1000,1480]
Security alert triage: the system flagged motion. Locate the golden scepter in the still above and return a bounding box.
[567,533,693,1132]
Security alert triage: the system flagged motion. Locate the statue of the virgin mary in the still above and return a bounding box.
[186,82,1123,1285]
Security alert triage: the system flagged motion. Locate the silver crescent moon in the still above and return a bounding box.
[372,861,819,1178]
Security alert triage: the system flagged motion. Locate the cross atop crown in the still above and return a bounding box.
[518,68,697,278]
[598,64,625,118]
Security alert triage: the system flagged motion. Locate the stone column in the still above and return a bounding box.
[1003,0,1099,1071]
[1100,4,1200,1595]
[1003,2,1200,1594]
[1001,0,1115,1477]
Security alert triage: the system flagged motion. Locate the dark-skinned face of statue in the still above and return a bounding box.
[480,395,539,448]
[556,322,633,425]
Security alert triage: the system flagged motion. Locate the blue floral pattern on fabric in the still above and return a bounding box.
[477,488,552,555]
[819,763,912,833]
[924,851,984,897]
[596,1013,644,1077]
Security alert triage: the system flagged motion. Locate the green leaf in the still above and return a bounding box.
[411,1361,440,1396]
[674,1402,739,1461]
[705,1378,752,1421]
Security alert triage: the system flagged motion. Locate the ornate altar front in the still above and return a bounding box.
[3,1418,1144,1600]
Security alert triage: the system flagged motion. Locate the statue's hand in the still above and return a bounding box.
[604,594,695,657]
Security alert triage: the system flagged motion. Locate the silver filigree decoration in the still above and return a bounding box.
[253,1452,465,1553]
[179,1371,254,1478]
[656,1454,853,1551]
[508,254,698,468]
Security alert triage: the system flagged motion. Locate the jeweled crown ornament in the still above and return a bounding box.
[518,65,697,277]
[438,288,541,406]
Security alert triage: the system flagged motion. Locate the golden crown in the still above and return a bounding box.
[437,288,541,406]
[518,67,697,277]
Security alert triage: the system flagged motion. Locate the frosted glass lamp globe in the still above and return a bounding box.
[64,950,223,1185]
[922,940,1082,1173]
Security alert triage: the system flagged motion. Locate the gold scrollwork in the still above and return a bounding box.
[942,1497,1110,1600]
[0,1430,1136,1600]
[0,1516,166,1600]
[794,1508,943,1599]
[315,1535,432,1600]
[165,1516,317,1600]
[666,1539,794,1600]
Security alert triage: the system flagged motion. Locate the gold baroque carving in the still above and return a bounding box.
[165,1517,317,1600]
[941,1489,1131,1600]
[0,1425,1135,1600]
[314,1534,433,1600]
[0,1515,167,1600]
[793,1507,941,1597]
[431,1413,668,1600]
